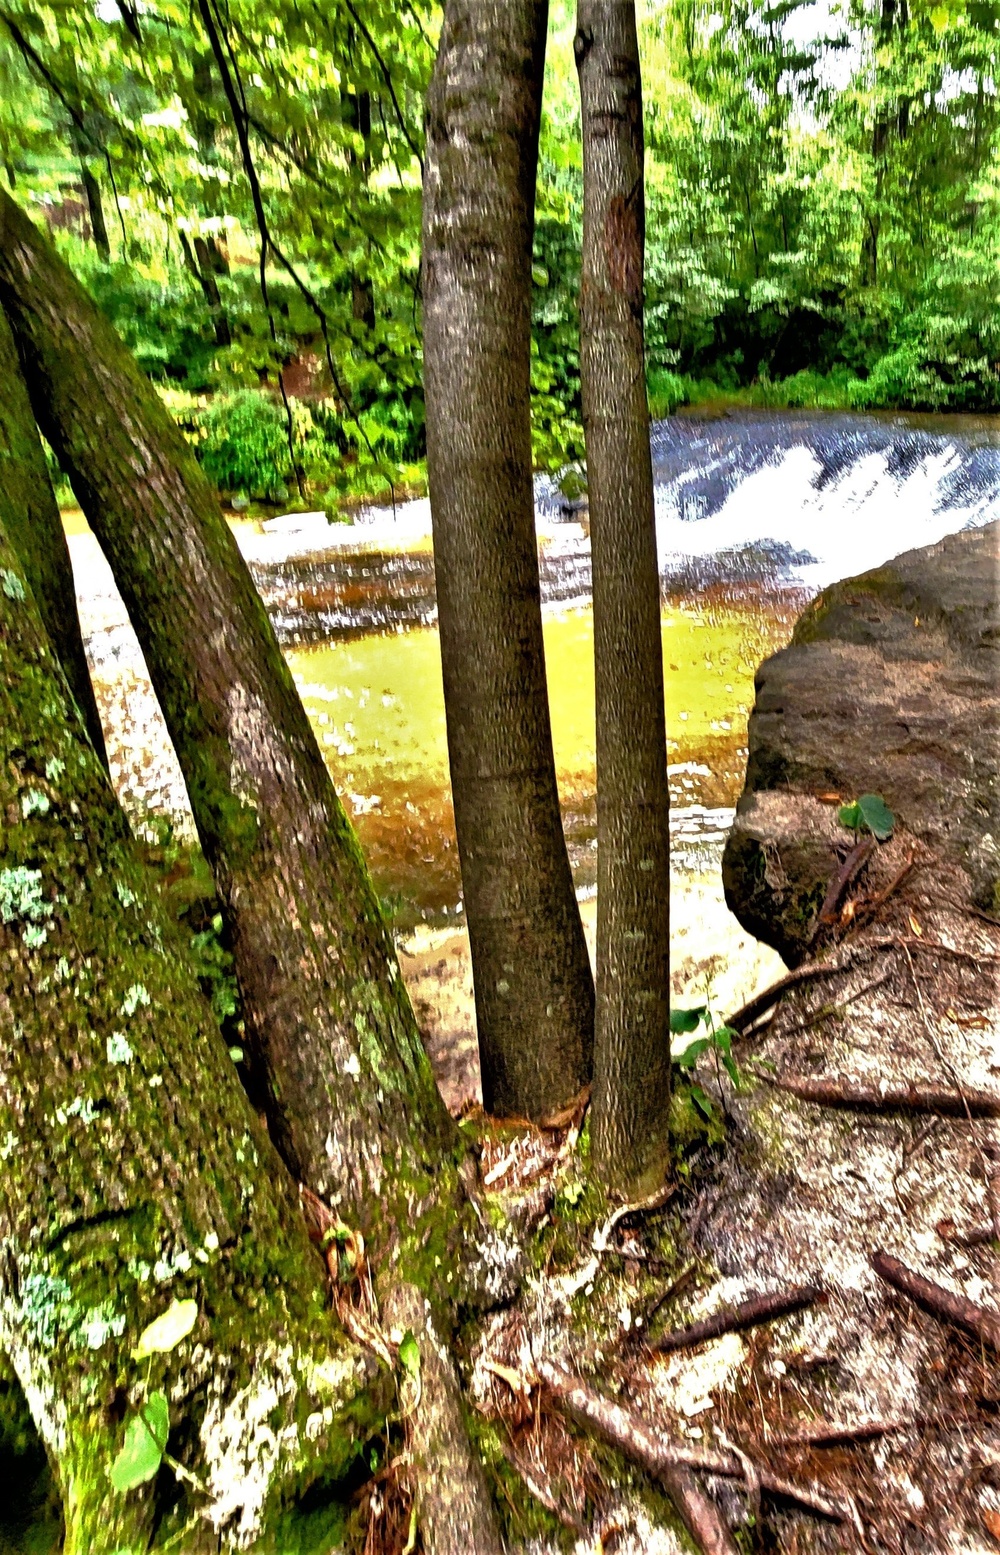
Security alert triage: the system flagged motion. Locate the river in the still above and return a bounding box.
[67,407,1000,1105]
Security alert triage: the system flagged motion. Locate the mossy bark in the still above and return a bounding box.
[576,0,672,1194]
[0,188,457,1247]
[422,0,596,1121]
[0,512,382,1552]
[0,301,106,766]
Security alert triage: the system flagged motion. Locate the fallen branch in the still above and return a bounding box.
[536,1359,851,1523]
[726,960,849,1036]
[937,1220,998,1249]
[760,1073,1000,1119]
[771,1410,972,1447]
[651,1284,824,1353]
[816,836,875,928]
[870,1249,1000,1349]
[770,1417,916,1448]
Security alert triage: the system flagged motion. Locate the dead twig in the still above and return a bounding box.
[770,1416,917,1448]
[650,1284,824,1353]
[847,848,917,929]
[870,1249,1000,1349]
[776,971,893,1040]
[758,1072,1000,1119]
[536,1359,851,1523]
[815,837,876,929]
[937,1220,998,1249]
[726,960,850,1036]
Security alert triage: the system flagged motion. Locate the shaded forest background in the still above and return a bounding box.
[2,0,999,512]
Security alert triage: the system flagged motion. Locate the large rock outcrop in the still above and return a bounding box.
[723,521,1000,965]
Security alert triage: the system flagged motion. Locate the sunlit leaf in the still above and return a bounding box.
[109,1391,169,1492]
[670,1006,706,1034]
[397,1331,420,1377]
[133,1299,198,1360]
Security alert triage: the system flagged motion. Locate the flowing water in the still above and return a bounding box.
[65,408,1000,1100]
[223,408,1000,925]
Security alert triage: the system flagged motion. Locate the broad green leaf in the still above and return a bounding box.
[109,1391,169,1492]
[397,1331,420,1377]
[856,793,895,841]
[689,1084,716,1121]
[670,1006,706,1034]
[133,1299,198,1360]
[839,794,895,840]
[675,1037,711,1069]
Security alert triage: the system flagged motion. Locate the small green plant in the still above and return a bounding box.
[670,1002,742,1121]
[109,1298,198,1493]
[838,792,895,841]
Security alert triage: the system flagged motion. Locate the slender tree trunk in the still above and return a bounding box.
[0,301,106,765]
[422,0,595,1120]
[0,510,379,1552]
[576,0,672,1195]
[0,186,504,1555]
[0,186,452,1240]
[77,155,111,262]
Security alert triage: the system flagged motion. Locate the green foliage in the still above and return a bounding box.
[4,0,1000,503]
[396,1330,420,1379]
[839,793,896,841]
[109,1390,169,1492]
[197,389,291,500]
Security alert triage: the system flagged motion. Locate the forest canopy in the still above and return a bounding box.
[1,0,998,509]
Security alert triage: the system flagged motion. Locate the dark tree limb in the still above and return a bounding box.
[816,836,875,928]
[870,1250,1000,1349]
[651,1284,824,1353]
[536,1360,851,1522]
[726,959,849,1035]
[762,1074,1000,1119]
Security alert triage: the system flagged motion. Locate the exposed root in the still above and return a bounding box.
[870,1248,1000,1349]
[650,1284,825,1354]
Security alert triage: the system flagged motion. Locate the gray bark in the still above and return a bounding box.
[0,508,379,1553]
[576,0,672,1194]
[422,0,595,1121]
[0,300,106,765]
[0,186,456,1243]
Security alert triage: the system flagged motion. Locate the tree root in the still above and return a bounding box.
[870,1249,1000,1350]
[760,1073,1000,1119]
[536,1359,852,1524]
[383,1282,504,1555]
[650,1284,824,1353]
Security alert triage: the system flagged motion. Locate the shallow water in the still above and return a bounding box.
[288,598,797,925]
[68,406,1000,934]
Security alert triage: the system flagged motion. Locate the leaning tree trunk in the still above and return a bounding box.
[576,0,672,1195]
[0,510,379,1553]
[0,190,504,1555]
[0,185,452,1241]
[0,300,106,765]
[423,0,595,1121]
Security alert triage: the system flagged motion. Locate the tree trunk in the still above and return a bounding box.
[0,300,106,765]
[576,0,672,1195]
[0,187,454,1244]
[77,157,111,262]
[422,0,595,1121]
[0,188,505,1555]
[0,509,380,1553]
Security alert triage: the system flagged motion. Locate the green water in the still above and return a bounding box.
[288,599,795,924]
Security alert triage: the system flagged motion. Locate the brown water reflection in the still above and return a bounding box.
[288,585,804,927]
